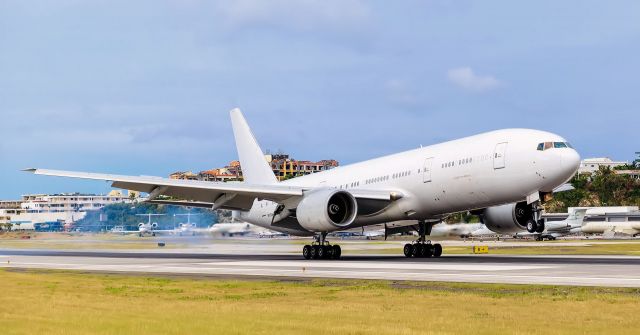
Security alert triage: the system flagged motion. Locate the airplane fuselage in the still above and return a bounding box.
[241,129,580,235]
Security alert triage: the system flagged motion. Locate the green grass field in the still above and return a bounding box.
[1,269,639,335]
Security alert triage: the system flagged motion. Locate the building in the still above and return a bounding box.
[614,170,640,180]
[578,157,627,174]
[171,153,339,182]
[266,154,339,180]
[198,168,238,182]
[0,192,132,230]
[169,171,199,180]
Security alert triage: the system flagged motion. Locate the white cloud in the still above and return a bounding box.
[215,0,371,31]
[447,67,501,92]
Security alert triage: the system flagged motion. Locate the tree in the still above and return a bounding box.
[545,166,640,212]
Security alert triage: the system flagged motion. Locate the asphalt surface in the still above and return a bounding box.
[2,249,640,287]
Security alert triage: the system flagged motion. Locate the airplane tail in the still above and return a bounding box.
[229,108,278,185]
[567,208,588,226]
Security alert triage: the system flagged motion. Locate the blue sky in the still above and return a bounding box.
[1,1,639,199]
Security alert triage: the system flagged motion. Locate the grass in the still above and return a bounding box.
[1,269,639,335]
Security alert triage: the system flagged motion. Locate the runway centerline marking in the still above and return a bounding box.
[194,261,553,271]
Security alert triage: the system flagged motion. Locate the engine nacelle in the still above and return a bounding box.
[296,189,358,232]
[482,201,532,234]
[151,222,158,228]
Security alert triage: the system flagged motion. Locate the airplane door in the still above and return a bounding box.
[422,157,433,183]
[493,142,508,169]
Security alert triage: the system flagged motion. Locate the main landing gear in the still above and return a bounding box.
[526,202,545,234]
[302,233,341,260]
[404,221,442,258]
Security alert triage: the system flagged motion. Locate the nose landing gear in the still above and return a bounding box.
[302,232,342,260]
[526,202,546,233]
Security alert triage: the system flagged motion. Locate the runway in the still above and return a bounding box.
[2,249,640,287]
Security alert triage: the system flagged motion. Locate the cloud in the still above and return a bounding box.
[447,67,501,92]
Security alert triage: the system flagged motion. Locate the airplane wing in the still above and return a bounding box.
[25,168,401,211]
[110,230,143,234]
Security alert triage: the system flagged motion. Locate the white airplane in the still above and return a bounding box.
[111,213,166,237]
[370,221,483,239]
[25,108,580,259]
[582,221,640,237]
[208,221,255,237]
[513,208,588,240]
[474,208,588,240]
[431,222,484,238]
[256,229,288,238]
[173,213,200,236]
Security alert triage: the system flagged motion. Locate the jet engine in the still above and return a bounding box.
[151,222,158,228]
[296,189,358,232]
[481,201,532,234]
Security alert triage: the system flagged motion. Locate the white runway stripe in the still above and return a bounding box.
[194,261,551,271]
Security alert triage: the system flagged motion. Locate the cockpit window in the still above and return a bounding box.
[537,142,573,151]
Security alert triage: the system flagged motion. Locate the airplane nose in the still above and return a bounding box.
[560,149,581,177]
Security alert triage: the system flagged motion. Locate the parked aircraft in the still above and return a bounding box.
[513,208,588,240]
[209,222,255,237]
[173,213,200,236]
[110,214,167,237]
[26,108,580,259]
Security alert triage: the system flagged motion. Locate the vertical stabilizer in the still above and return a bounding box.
[229,108,278,185]
[567,209,588,226]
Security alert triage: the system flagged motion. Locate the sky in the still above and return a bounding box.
[1,0,639,199]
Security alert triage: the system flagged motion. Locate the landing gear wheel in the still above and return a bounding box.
[318,245,329,259]
[302,245,312,259]
[433,244,442,257]
[413,244,422,257]
[424,244,433,258]
[403,244,413,258]
[331,245,341,259]
[535,221,545,233]
[526,219,537,233]
[418,244,428,257]
[312,245,320,259]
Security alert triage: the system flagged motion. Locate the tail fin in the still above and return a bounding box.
[567,208,588,226]
[229,108,278,185]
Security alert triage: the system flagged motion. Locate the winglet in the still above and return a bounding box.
[229,108,278,185]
